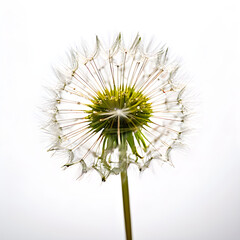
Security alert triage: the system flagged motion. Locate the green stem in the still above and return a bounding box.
[121,170,132,240]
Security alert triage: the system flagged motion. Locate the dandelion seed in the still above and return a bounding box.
[44,34,189,240]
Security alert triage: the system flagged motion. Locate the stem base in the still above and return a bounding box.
[121,170,132,240]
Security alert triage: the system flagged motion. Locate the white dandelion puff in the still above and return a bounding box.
[44,34,189,181]
[43,34,192,240]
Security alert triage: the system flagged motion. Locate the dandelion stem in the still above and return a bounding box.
[121,170,132,240]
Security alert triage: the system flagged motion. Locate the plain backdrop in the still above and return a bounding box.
[1,0,240,239]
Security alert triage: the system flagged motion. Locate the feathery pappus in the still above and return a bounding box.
[45,34,189,181]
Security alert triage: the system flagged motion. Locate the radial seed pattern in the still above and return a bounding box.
[46,34,188,181]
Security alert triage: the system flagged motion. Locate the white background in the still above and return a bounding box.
[1,0,240,239]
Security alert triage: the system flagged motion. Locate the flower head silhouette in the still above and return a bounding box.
[46,34,187,181]
[45,33,189,239]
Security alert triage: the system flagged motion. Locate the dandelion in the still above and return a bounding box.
[45,34,188,240]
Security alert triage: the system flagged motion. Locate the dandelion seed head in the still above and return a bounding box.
[45,34,189,181]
